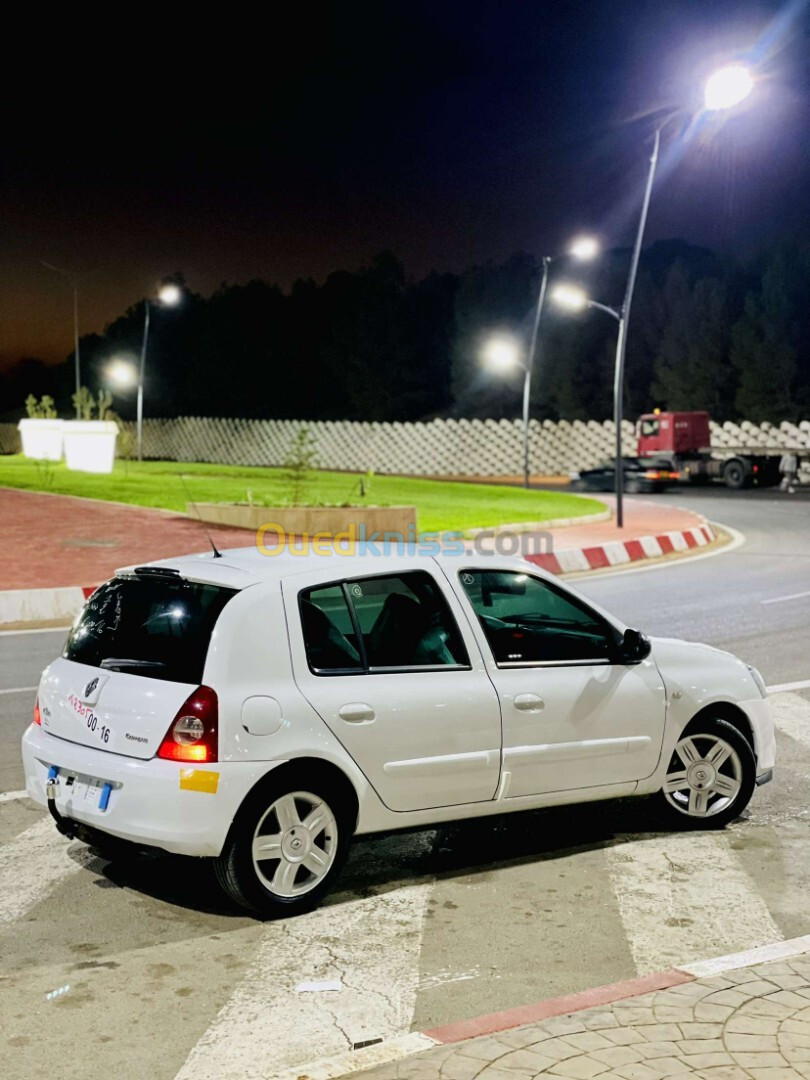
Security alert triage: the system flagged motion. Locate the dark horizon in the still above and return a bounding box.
[2,0,808,370]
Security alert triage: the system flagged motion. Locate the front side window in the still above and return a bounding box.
[299,571,469,674]
[459,570,618,665]
[640,418,660,437]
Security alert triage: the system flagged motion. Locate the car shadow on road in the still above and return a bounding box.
[73,794,702,919]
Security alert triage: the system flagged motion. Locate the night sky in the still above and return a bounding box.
[2,0,808,369]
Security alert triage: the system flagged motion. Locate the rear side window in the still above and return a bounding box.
[63,576,237,684]
[299,571,469,674]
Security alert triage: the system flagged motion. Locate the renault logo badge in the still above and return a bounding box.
[84,677,99,698]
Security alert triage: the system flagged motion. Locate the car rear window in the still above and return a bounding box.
[63,575,237,684]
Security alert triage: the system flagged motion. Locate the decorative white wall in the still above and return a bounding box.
[1,416,808,476]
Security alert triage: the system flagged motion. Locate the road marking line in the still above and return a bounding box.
[175,842,435,1080]
[767,680,810,694]
[762,590,810,605]
[770,691,810,746]
[0,817,96,925]
[0,686,37,695]
[0,789,29,803]
[270,1032,440,1080]
[605,831,781,976]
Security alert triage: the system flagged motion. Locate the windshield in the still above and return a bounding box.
[63,575,237,684]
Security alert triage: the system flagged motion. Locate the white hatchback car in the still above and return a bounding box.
[23,547,774,916]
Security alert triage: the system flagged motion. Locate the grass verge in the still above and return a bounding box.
[0,456,605,534]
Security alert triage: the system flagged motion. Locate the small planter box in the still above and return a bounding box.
[63,421,119,474]
[18,419,64,461]
[191,503,417,539]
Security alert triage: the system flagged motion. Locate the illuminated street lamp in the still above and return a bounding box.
[482,335,523,374]
[601,63,754,526]
[704,65,754,111]
[107,358,138,389]
[512,235,599,488]
[137,283,182,460]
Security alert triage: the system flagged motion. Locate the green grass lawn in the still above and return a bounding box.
[0,456,604,534]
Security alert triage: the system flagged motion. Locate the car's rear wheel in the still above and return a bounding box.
[657,717,755,829]
[214,775,350,916]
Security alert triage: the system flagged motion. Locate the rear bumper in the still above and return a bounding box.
[22,723,278,857]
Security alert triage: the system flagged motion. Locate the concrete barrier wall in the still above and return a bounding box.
[2,416,809,476]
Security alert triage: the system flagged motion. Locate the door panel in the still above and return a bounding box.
[282,566,502,812]
[448,565,667,798]
[494,661,666,797]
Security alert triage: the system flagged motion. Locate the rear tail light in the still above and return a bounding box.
[33,698,42,726]
[157,686,218,763]
[643,470,662,480]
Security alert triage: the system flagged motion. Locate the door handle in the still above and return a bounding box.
[514,693,544,712]
[338,702,376,724]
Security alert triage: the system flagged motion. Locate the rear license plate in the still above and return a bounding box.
[64,773,112,810]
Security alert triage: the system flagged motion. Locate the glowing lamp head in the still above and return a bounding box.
[107,359,137,388]
[158,283,182,306]
[569,236,599,261]
[552,284,589,312]
[482,336,522,373]
[704,65,753,111]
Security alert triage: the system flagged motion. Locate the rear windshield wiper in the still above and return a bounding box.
[100,658,167,672]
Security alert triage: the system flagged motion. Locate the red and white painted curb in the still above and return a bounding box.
[274,934,810,1080]
[0,524,720,627]
[528,522,717,575]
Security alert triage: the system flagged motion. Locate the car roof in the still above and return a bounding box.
[116,544,542,590]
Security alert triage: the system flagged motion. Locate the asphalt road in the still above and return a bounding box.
[1,488,808,1080]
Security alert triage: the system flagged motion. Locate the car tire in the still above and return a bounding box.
[214,771,351,917]
[656,716,756,830]
[625,479,643,494]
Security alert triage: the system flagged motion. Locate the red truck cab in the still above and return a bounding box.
[637,411,711,457]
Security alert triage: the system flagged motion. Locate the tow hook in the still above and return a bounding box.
[45,768,77,840]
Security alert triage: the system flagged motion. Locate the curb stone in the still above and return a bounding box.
[273,935,810,1080]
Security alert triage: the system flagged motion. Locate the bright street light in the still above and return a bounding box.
[704,64,754,111]
[158,282,182,306]
[107,359,138,388]
[568,236,600,261]
[136,282,184,460]
[482,335,523,373]
[552,283,589,312]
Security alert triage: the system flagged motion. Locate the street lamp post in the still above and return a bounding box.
[553,64,754,527]
[486,237,599,488]
[41,261,82,416]
[137,283,182,461]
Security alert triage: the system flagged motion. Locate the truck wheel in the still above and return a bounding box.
[723,460,747,489]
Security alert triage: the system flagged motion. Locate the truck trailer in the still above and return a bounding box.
[636,411,781,489]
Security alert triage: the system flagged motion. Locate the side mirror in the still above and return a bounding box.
[618,628,652,665]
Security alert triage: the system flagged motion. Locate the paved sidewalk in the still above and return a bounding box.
[0,487,255,591]
[344,951,810,1080]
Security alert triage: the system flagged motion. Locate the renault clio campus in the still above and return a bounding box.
[22,547,775,916]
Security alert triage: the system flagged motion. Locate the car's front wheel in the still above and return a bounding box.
[657,716,755,829]
[215,774,350,917]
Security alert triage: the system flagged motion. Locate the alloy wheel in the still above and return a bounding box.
[663,734,743,818]
[251,790,338,897]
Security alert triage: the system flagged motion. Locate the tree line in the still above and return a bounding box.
[4,240,809,425]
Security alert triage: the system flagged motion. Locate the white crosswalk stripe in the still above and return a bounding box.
[0,817,96,925]
[770,690,810,747]
[605,831,781,975]
[175,835,436,1080]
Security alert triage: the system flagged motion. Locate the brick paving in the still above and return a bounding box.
[0,487,256,590]
[348,956,810,1079]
